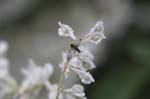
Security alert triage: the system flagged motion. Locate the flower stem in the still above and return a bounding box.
[56,63,68,99]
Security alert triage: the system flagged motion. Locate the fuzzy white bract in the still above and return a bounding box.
[0,21,106,99]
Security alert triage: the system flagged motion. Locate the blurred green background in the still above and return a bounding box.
[0,0,149,99]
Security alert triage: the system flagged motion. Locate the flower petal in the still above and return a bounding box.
[89,32,106,44]
[63,84,87,99]
[77,46,96,70]
[70,67,95,84]
[48,84,64,99]
[90,21,104,33]
[64,84,85,97]
[58,22,76,40]
[81,21,106,44]
[69,57,83,68]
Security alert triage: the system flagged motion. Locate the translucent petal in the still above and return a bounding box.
[81,21,106,44]
[90,21,104,33]
[69,57,83,68]
[70,67,95,84]
[89,32,106,44]
[58,22,76,40]
[78,47,94,62]
[82,61,96,70]
[64,84,85,97]
[63,84,87,99]
[48,84,58,99]
[77,46,96,70]
[48,84,63,99]
[79,72,95,84]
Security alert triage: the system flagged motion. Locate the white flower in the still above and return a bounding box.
[0,41,8,55]
[48,84,86,99]
[48,84,63,99]
[0,60,18,98]
[0,42,18,98]
[48,84,58,99]
[59,51,95,84]
[63,84,87,99]
[69,56,83,68]
[77,46,96,70]
[58,21,76,40]
[56,21,106,99]
[19,59,53,95]
[59,51,83,78]
[69,57,94,84]
[82,21,106,44]
[70,67,94,84]
[78,47,94,62]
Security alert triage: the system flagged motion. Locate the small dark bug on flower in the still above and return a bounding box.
[70,43,81,53]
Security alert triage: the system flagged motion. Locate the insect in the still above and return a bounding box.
[70,43,81,53]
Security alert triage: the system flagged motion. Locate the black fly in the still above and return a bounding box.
[70,43,81,53]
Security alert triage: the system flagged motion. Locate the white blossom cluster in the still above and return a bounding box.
[0,21,106,99]
[0,41,18,98]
